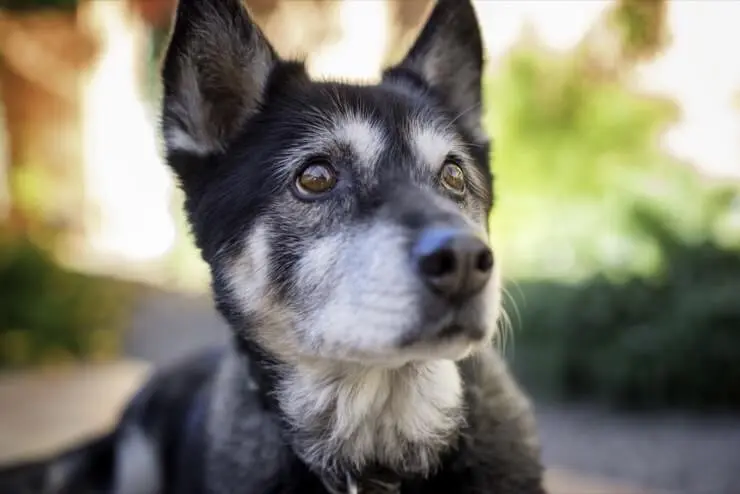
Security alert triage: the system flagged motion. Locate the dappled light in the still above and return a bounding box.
[80,1,175,266]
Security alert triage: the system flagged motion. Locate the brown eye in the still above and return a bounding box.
[440,161,465,195]
[295,161,338,196]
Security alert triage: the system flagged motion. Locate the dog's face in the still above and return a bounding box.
[161,0,498,367]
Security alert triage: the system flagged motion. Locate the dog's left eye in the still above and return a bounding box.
[295,160,338,197]
[439,161,466,195]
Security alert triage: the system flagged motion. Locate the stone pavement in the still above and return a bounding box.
[0,360,149,464]
[0,358,658,494]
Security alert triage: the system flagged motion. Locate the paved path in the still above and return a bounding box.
[0,360,149,464]
[536,404,740,494]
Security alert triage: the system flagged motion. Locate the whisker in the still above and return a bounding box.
[505,278,526,309]
[495,307,513,355]
[447,102,482,129]
[501,283,523,331]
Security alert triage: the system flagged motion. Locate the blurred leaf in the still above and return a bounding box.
[0,0,78,11]
[0,227,133,369]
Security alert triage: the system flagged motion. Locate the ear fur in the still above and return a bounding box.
[385,0,486,141]
[160,0,278,158]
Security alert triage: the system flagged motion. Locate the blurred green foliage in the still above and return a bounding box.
[487,46,680,280]
[611,0,668,60]
[502,205,740,411]
[488,46,740,411]
[0,230,134,369]
[0,0,77,11]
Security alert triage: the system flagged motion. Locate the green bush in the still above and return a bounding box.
[505,209,740,411]
[0,232,133,369]
[487,45,740,411]
[0,0,78,11]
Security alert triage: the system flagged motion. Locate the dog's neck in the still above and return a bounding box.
[279,358,465,477]
[223,340,465,483]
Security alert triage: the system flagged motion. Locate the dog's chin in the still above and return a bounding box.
[305,345,472,370]
[307,320,493,369]
[391,324,491,364]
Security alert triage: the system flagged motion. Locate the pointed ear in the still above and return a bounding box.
[385,0,486,141]
[160,0,278,157]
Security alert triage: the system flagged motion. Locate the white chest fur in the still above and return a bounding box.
[279,360,464,474]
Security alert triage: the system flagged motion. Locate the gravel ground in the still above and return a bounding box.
[125,288,740,494]
[536,404,740,494]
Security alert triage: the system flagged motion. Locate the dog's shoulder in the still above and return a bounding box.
[122,346,224,426]
[432,348,546,493]
[112,347,224,494]
[201,346,311,493]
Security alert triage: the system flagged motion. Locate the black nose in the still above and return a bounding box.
[412,227,494,302]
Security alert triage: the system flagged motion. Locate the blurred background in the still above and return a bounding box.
[0,1,739,494]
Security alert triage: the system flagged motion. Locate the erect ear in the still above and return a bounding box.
[160,0,278,158]
[384,0,486,141]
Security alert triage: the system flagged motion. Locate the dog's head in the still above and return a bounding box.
[161,0,498,367]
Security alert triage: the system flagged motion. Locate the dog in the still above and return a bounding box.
[0,0,547,492]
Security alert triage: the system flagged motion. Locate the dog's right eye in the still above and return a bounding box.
[294,160,338,198]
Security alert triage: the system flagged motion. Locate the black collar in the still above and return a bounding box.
[320,468,402,494]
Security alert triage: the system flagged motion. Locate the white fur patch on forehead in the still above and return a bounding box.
[270,112,385,182]
[409,119,460,172]
[331,114,385,166]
